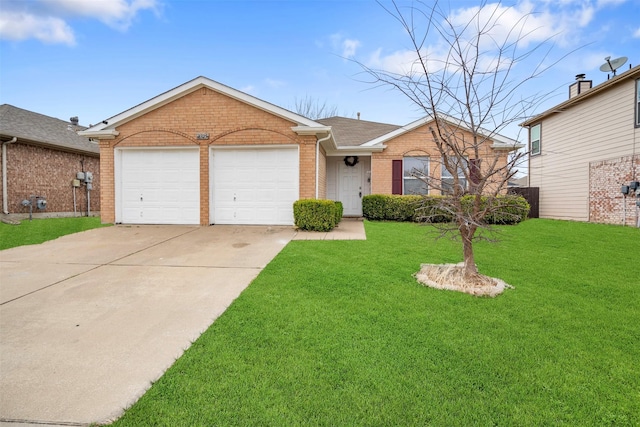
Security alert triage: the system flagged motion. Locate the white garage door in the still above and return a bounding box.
[211,147,299,225]
[117,148,200,224]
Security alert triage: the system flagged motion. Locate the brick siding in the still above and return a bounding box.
[589,154,640,226]
[371,122,509,195]
[99,87,315,225]
[0,142,99,216]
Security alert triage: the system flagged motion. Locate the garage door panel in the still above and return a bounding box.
[118,149,200,225]
[211,147,298,225]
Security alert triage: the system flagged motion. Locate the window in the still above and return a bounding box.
[403,156,429,194]
[530,123,541,156]
[636,79,640,127]
[441,159,467,195]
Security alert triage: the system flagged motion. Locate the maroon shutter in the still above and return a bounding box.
[469,158,481,185]
[392,160,403,194]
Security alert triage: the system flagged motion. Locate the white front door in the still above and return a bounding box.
[339,160,363,216]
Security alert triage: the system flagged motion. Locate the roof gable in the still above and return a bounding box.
[362,113,520,149]
[317,116,400,147]
[521,65,640,127]
[80,76,327,138]
[0,104,99,155]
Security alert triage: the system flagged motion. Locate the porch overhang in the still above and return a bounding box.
[325,144,386,157]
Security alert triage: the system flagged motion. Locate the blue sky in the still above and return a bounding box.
[1,0,639,143]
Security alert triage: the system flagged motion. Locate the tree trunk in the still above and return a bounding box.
[460,224,478,279]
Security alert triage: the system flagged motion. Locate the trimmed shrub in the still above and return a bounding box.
[334,201,343,225]
[414,195,451,223]
[293,199,341,232]
[362,194,422,221]
[363,194,529,225]
[486,195,530,224]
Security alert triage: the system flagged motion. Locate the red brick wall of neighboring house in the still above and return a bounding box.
[589,154,640,226]
[99,86,317,225]
[371,121,509,195]
[0,142,100,216]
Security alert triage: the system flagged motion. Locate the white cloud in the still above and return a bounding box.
[367,47,424,75]
[342,39,361,58]
[634,27,640,38]
[240,85,256,94]
[0,11,76,45]
[328,32,362,59]
[0,0,160,45]
[48,0,161,31]
[363,0,627,76]
[265,78,286,88]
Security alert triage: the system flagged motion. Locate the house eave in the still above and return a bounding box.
[290,126,332,136]
[491,143,525,151]
[77,129,119,140]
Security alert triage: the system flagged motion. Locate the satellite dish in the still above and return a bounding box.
[599,56,628,76]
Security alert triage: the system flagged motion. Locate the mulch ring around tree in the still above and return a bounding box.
[414,263,514,297]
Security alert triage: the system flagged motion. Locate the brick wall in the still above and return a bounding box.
[371,122,510,195]
[589,154,640,226]
[0,142,100,216]
[99,87,315,225]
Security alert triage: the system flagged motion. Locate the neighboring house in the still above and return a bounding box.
[0,105,100,218]
[521,65,640,226]
[80,76,519,226]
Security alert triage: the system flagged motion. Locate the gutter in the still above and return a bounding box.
[2,137,17,214]
[315,132,333,199]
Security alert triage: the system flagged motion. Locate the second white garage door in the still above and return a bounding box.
[211,146,299,225]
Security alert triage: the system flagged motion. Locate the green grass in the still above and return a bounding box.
[0,217,109,250]
[113,219,639,426]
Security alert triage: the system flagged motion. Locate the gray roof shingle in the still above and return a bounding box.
[0,104,99,155]
[317,116,401,147]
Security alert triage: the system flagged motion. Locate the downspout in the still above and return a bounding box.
[2,137,17,214]
[315,133,332,199]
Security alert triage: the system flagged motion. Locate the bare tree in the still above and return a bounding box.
[361,0,562,283]
[292,95,341,120]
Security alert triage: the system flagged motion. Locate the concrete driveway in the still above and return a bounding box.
[0,225,295,426]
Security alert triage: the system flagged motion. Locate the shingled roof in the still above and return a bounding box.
[0,104,99,155]
[317,116,401,147]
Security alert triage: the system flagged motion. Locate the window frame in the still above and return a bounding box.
[635,79,640,128]
[402,156,430,195]
[530,123,541,156]
[441,157,468,195]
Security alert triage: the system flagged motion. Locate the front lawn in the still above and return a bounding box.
[0,217,108,250]
[113,219,639,426]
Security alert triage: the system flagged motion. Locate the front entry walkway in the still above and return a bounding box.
[292,218,366,241]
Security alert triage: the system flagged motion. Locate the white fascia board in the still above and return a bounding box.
[80,76,323,136]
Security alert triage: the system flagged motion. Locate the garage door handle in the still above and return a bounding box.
[359,192,362,198]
